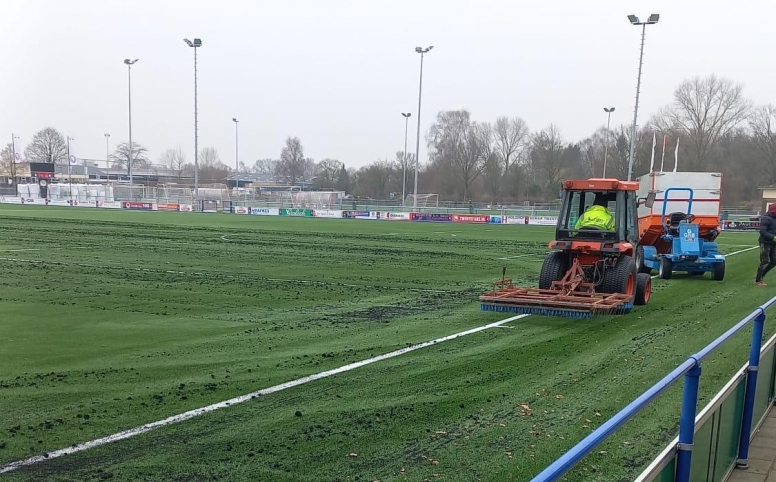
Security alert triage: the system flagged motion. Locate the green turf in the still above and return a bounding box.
[0,204,772,481]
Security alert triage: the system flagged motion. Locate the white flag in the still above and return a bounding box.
[660,135,667,172]
[673,137,679,172]
[12,137,22,164]
[649,132,656,172]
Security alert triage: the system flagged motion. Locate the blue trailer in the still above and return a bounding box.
[637,187,725,281]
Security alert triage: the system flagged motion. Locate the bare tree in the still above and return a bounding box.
[656,74,752,169]
[110,142,149,175]
[196,147,229,183]
[0,143,19,180]
[24,128,67,165]
[160,146,187,178]
[354,159,393,199]
[198,147,221,167]
[494,116,529,182]
[428,110,485,201]
[529,124,568,197]
[314,158,343,189]
[252,159,277,176]
[749,104,776,184]
[275,136,306,185]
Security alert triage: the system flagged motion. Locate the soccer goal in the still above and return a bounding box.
[404,194,439,209]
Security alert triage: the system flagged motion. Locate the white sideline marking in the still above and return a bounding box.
[0,314,530,474]
[0,248,41,252]
[0,245,760,473]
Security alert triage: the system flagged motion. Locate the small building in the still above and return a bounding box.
[758,186,776,213]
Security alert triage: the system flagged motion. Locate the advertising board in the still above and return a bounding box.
[250,207,279,216]
[313,209,344,218]
[410,213,452,222]
[489,215,502,224]
[157,203,180,212]
[100,202,123,209]
[451,214,490,224]
[232,206,249,214]
[723,220,760,231]
[383,212,413,221]
[280,208,313,217]
[178,204,193,212]
[122,201,155,211]
[529,216,558,226]
[342,211,379,219]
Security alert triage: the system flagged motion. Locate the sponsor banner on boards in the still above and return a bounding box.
[342,210,379,219]
[451,214,490,224]
[232,206,249,214]
[489,215,502,224]
[178,204,193,212]
[410,212,452,222]
[121,201,155,211]
[100,201,123,209]
[280,208,313,217]
[722,220,759,231]
[250,207,279,216]
[313,209,343,218]
[157,203,180,212]
[529,216,558,226]
[383,212,412,221]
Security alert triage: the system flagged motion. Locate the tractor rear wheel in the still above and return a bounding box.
[539,252,569,290]
[635,246,652,274]
[602,255,637,295]
[635,273,651,305]
[712,261,725,281]
[659,257,673,279]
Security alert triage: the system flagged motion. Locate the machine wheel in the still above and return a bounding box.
[635,246,652,274]
[712,261,725,281]
[659,257,673,280]
[602,255,637,295]
[538,252,569,290]
[635,273,651,305]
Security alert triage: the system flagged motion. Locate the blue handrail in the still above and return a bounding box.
[530,296,776,482]
[660,187,695,228]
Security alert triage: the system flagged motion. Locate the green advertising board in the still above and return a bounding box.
[280,208,313,217]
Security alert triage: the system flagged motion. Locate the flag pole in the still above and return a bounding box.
[673,137,679,172]
[649,132,656,172]
[660,135,667,172]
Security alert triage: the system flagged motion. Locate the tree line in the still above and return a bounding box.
[2,73,772,205]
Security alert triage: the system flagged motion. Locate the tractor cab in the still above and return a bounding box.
[555,179,641,247]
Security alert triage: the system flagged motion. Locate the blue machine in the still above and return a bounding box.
[637,187,725,281]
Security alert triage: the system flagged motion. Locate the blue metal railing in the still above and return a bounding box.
[530,296,776,482]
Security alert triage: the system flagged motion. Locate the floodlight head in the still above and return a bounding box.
[628,14,639,24]
[184,38,193,46]
[648,13,660,24]
[415,47,423,53]
[402,112,411,118]
[124,58,130,64]
[193,38,202,47]
[604,107,615,113]
[232,117,238,122]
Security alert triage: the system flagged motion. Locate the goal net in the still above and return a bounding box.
[289,191,344,208]
[404,194,439,208]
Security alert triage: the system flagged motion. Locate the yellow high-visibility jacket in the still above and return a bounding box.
[575,205,614,231]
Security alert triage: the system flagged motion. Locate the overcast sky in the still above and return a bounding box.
[2,0,775,170]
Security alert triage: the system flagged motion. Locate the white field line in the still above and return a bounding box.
[0,245,760,473]
[0,314,530,474]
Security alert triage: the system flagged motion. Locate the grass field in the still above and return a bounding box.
[0,204,773,482]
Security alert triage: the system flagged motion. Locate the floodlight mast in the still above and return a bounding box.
[412,46,433,209]
[626,14,659,181]
[184,38,202,201]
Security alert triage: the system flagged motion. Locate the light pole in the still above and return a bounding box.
[232,117,239,192]
[184,38,202,200]
[413,45,433,209]
[67,136,75,202]
[626,14,659,181]
[124,58,138,191]
[603,107,615,178]
[401,112,411,204]
[104,133,110,165]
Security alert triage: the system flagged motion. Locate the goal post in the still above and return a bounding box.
[404,194,439,209]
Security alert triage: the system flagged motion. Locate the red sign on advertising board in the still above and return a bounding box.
[156,203,180,211]
[121,201,154,211]
[451,214,490,224]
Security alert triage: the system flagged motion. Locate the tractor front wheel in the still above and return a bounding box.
[712,261,725,281]
[635,246,652,274]
[635,273,651,305]
[539,251,569,290]
[602,255,637,295]
[659,257,673,280]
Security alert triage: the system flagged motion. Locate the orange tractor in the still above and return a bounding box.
[480,178,657,318]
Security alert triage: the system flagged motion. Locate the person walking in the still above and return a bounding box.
[756,203,776,285]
